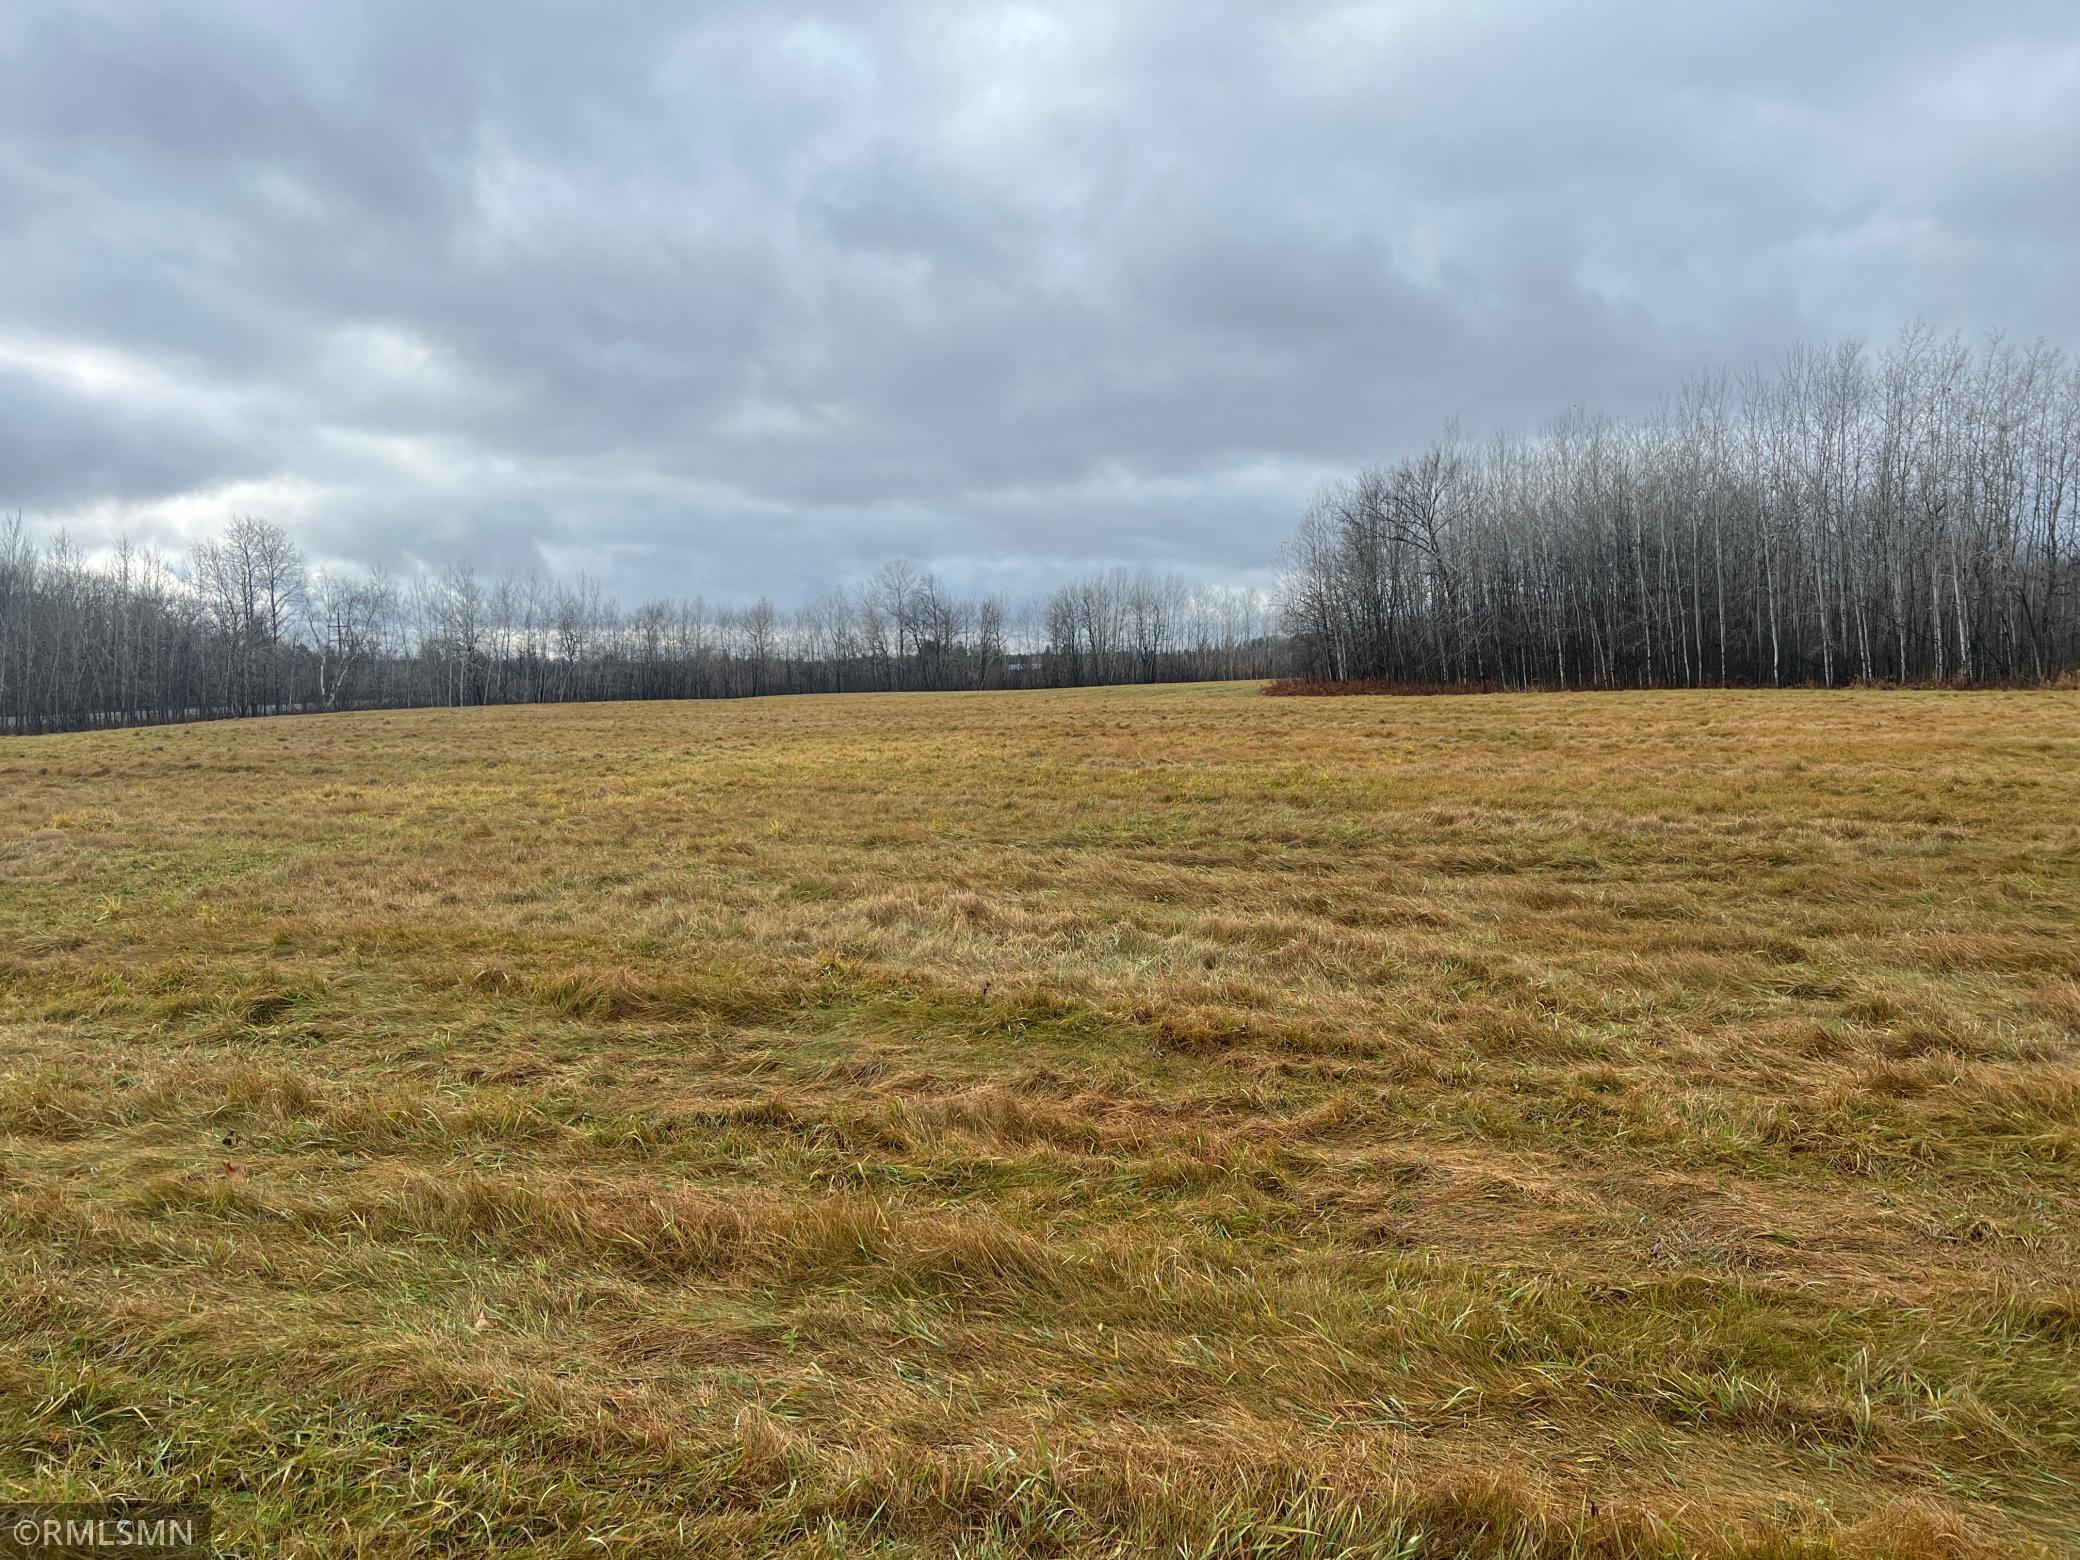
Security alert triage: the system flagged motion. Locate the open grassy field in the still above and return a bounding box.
[1,683,2077,1557]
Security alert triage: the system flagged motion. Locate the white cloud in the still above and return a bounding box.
[0,0,2074,605]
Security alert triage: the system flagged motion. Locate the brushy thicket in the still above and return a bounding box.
[1266,677,1531,697]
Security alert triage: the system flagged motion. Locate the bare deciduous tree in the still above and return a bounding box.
[1282,330,2080,689]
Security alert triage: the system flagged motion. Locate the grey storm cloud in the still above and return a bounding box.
[3,0,2077,604]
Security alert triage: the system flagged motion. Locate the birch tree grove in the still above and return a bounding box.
[10,326,2073,732]
[0,514,1284,732]
[1281,330,2080,688]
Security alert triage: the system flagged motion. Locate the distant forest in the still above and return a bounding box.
[0,518,1285,732]
[7,326,2077,733]
[1281,329,2080,689]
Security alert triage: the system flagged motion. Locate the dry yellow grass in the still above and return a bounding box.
[1,682,2076,1556]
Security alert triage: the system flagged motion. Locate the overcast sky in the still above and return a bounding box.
[4,2,2076,605]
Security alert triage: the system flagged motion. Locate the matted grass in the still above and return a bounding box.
[1,683,2076,1556]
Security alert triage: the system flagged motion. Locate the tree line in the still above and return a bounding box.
[13,324,2074,731]
[1280,328,2080,688]
[0,518,1287,732]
